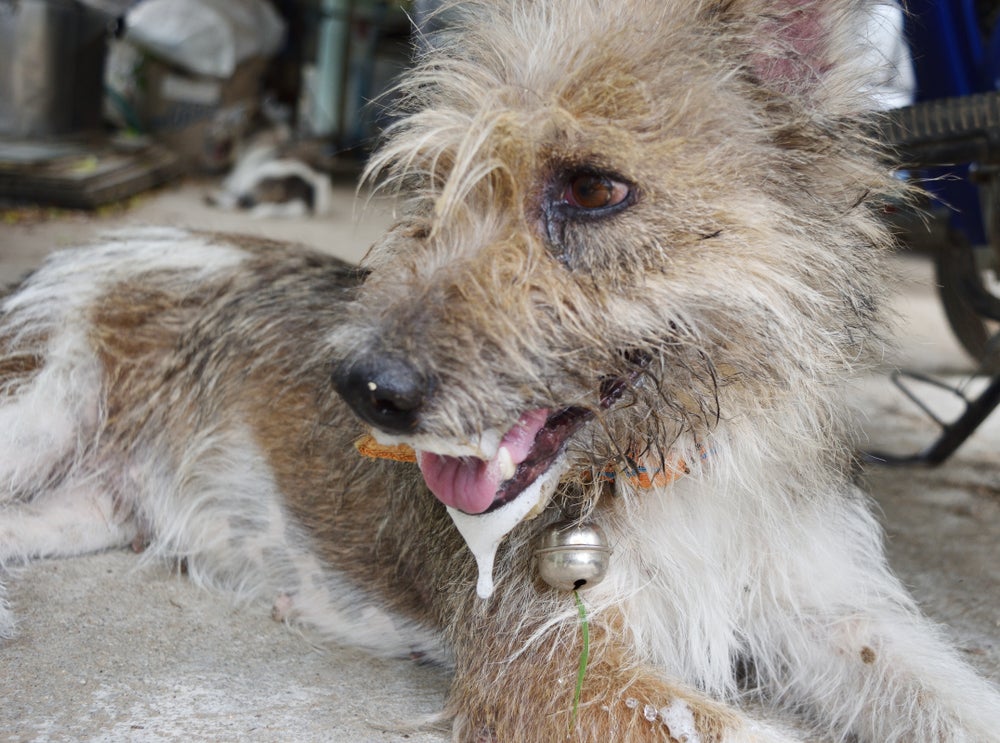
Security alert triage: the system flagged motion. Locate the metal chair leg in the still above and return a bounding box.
[864,371,1000,466]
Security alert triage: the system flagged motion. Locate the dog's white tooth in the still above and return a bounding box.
[526,474,559,519]
[497,446,516,480]
[463,432,500,460]
[371,429,504,461]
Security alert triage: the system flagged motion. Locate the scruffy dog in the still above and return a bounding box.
[2,1,999,740]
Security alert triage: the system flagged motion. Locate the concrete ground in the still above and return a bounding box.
[0,180,998,742]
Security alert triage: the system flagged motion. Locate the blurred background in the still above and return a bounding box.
[0,0,425,206]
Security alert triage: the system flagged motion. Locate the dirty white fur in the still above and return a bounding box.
[0,228,247,497]
[575,417,1000,741]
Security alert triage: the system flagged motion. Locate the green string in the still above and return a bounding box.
[570,589,590,730]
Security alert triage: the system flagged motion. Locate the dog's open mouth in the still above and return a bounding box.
[410,408,589,599]
[416,406,590,515]
[364,373,638,599]
[414,372,636,516]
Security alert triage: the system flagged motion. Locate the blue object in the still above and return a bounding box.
[904,0,1000,245]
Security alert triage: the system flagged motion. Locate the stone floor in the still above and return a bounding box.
[0,180,997,741]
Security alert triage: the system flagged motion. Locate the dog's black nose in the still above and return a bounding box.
[332,356,428,434]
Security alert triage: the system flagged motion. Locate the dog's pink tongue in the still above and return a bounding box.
[417,409,549,514]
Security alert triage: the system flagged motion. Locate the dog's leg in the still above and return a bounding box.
[0,480,136,566]
[0,308,131,565]
[0,340,102,501]
[754,497,1000,741]
[784,609,1000,742]
[447,605,803,743]
[0,349,133,638]
[761,595,1000,742]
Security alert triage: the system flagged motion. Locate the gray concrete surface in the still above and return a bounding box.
[0,180,997,741]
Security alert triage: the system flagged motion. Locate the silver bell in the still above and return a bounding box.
[534,521,611,591]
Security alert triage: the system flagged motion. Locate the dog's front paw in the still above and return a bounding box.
[447,605,808,743]
[451,677,801,743]
[613,692,803,743]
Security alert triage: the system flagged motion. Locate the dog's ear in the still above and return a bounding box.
[709,0,879,107]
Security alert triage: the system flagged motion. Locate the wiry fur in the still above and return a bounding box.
[2,1,999,741]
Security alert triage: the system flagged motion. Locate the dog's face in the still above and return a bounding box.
[331,0,895,520]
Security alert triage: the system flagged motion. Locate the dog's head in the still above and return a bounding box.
[331,0,899,527]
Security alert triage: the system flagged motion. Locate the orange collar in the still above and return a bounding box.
[354,434,691,489]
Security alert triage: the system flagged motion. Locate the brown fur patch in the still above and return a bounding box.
[0,342,45,397]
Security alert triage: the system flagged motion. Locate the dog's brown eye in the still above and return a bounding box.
[564,174,630,210]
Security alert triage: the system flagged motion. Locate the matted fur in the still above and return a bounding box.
[2,1,999,741]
